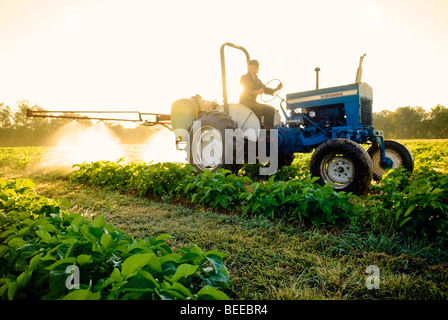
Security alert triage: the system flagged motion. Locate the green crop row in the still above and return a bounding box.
[70,161,354,224]
[70,160,448,239]
[0,147,46,170]
[1,140,446,174]
[0,178,230,300]
[368,167,448,237]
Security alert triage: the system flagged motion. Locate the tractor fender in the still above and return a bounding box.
[217,104,281,141]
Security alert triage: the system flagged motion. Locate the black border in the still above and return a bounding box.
[2,300,446,319]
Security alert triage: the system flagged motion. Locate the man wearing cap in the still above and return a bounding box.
[239,59,282,130]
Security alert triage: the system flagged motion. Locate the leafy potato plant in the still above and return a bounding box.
[369,167,448,237]
[0,178,230,300]
[239,175,354,225]
[70,161,357,226]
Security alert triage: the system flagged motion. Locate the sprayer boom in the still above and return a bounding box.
[26,109,171,129]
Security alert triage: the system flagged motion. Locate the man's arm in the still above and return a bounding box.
[259,79,282,95]
[262,83,275,95]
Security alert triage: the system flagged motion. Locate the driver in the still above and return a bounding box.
[239,59,282,130]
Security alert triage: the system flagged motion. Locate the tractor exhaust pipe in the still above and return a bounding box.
[314,67,320,89]
[355,53,367,83]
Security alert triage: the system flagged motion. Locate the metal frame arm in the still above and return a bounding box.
[220,42,250,114]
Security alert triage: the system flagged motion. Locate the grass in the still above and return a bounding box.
[25,171,448,300]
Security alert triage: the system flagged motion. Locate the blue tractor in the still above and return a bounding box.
[170,43,414,195]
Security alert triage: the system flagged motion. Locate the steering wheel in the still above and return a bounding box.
[261,79,282,103]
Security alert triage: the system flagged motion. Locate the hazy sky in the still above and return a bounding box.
[1,0,447,114]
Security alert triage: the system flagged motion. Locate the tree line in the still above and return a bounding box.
[0,101,447,147]
[373,105,448,139]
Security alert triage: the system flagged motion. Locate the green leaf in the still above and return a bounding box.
[121,253,156,279]
[46,258,77,271]
[36,229,51,243]
[7,281,19,300]
[100,233,113,250]
[171,282,192,297]
[202,268,230,288]
[218,197,229,209]
[38,223,55,233]
[155,234,173,242]
[7,237,27,249]
[110,268,122,282]
[159,253,182,265]
[94,277,114,292]
[395,209,403,221]
[48,263,74,299]
[29,254,42,270]
[404,205,416,217]
[18,226,30,236]
[205,250,226,258]
[88,227,104,240]
[138,270,161,289]
[62,289,101,300]
[206,254,224,273]
[179,252,202,264]
[170,263,199,283]
[190,244,204,256]
[93,215,106,228]
[399,217,412,228]
[160,288,187,300]
[197,285,230,300]
[146,254,163,274]
[70,214,84,227]
[56,243,71,259]
[17,270,32,287]
[77,254,92,266]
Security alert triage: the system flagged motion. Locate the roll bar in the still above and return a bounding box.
[220,42,250,114]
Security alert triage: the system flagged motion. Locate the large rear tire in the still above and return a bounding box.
[187,111,243,174]
[366,140,414,181]
[310,138,373,195]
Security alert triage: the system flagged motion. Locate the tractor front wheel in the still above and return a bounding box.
[310,138,373,195]
[366,140,414,181]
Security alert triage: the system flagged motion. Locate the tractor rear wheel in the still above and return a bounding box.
[187,111,243,174]
[366,140,414,181]
[310,138,373,195]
